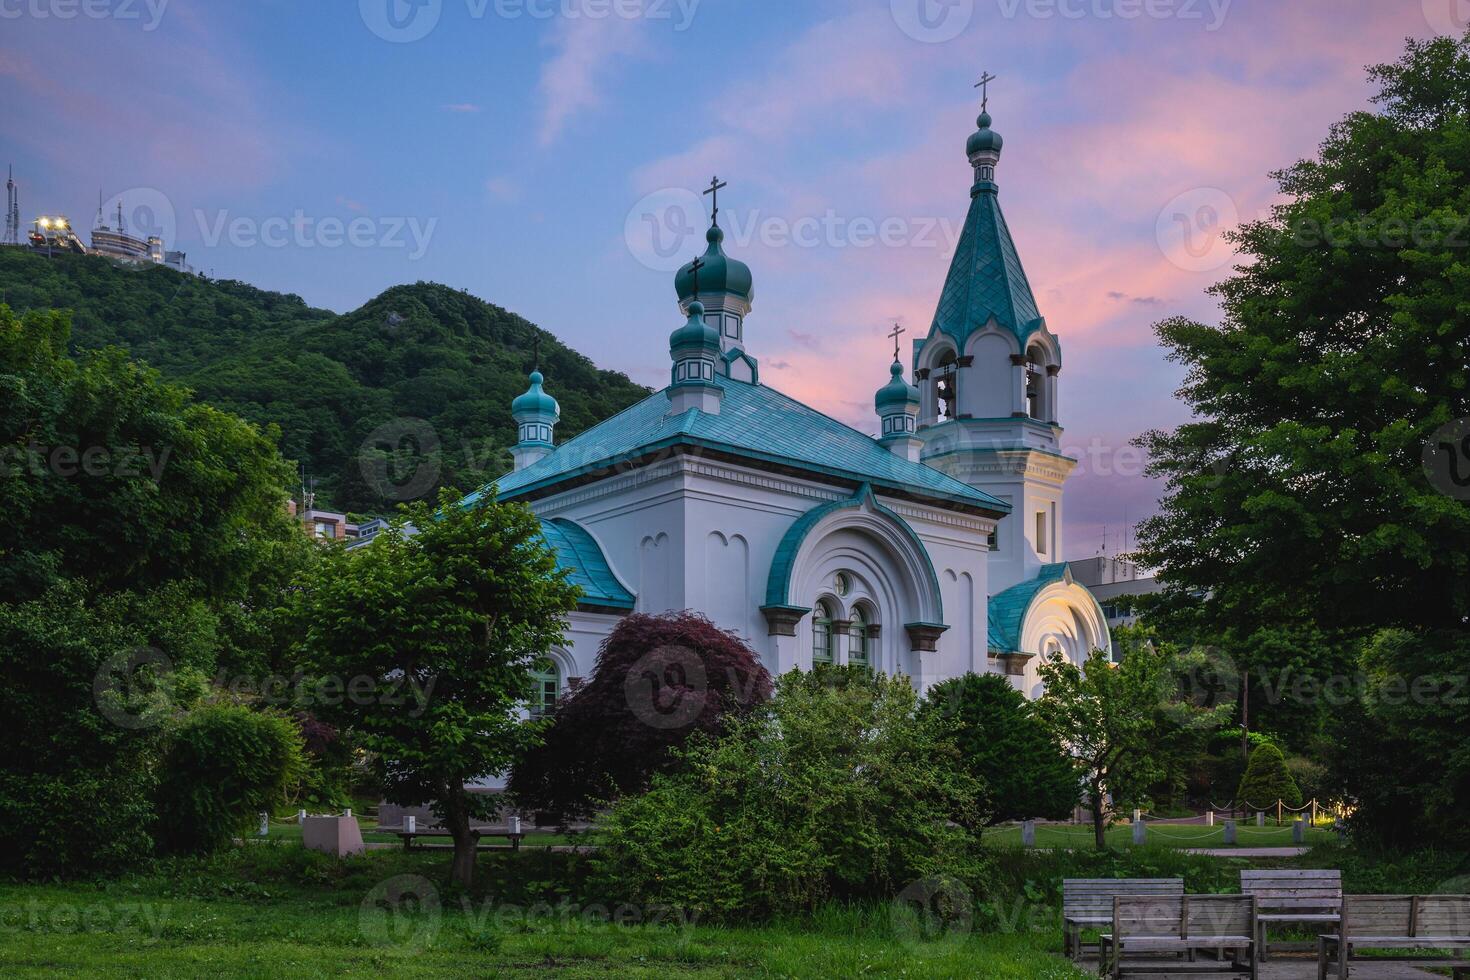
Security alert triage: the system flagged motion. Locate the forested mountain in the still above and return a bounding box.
[0,248,650,513]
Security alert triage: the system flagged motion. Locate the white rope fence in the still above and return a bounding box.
[1012,799,1343,849]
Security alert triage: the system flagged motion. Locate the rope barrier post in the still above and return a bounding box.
[297,808,306,826]
[1311,799,1318,825]
[1255,811,1265,828]
[1133,808,1142,823]
[1224,819,1237,845]
[1022,820,1035,848]
[1132,818,1146,846]
[1277,800,1283,826]
[1206,810,1215,827]
[1292,818,1305,845]
[258,812,269,837]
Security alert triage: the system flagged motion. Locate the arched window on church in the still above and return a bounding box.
[529,658,561,719]
[935,351,959,422]
[812,601,835,665]
[848,606,873,672]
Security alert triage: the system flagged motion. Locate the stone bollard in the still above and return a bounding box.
[1292,818,1305,844]
[1132,819,1146,846]
[297,809,307,825]
[1205,811,1215,827]
[1256,811,1265,827]
[406,815,416,834]
[1022,820,1036,848]
[1132,808,1142,823]
[343,808,352,818]
[258,812,270,837]
[302,815,366,858]
[1224,820,1237,845]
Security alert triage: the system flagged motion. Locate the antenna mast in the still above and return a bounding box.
[3,166,18,246]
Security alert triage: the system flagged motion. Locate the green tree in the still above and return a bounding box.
[155,703,307,854]
[1131,33,1470,840]
[590,667,986,920]
[1235,742,1302,812]
[1134,32,1470,846]
[1034,647,1178,848]
[921,673,1079,830]
[296,489,580,887]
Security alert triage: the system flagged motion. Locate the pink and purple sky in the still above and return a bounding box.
[2,0,1460,553]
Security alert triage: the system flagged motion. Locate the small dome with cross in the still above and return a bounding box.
[675,224,753,304]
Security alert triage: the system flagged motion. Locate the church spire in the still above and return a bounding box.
[675,176,753,357]
[875,325,921,462]
[511,367,560,471]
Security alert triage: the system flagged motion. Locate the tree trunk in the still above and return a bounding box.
[441,789,477,888]
[1091,790,1108,849]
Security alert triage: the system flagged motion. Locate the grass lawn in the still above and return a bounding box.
[0,846,1089,979]
[985,821,1337,849]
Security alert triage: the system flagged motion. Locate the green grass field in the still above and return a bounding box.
[984,821,1336,850]
[0,846,1086,979]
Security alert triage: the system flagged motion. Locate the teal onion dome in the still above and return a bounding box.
[875,360,920,415]
[967,111,1003,156]
[675,224,754,303]
[511,370,560,421]
[669,300,720,354]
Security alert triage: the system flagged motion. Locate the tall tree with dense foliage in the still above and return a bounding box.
[1131,33,1470,841]
[296,490,580,886]
[1235,742,1302,812]
[509,611,773,824]
[921,673,1079,830]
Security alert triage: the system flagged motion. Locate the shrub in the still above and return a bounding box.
[590,667,989,920]
[155,703,306,854]
[922,673,1079,828]
[510,611,772,824]
[1235,742,1302,809]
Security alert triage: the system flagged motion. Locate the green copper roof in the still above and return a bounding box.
[469,377,1010,515]
[987,562,1070,653]
[926,176,1045,355]
[875,360,920,415]
[764,484,942,617]
[669,300,720,354]
[675,225,753,302]
[539,517,634,612]
[512,371,560,422]
[967,111,1003,156]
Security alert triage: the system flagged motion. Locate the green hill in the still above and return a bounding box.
[0,248,650,513]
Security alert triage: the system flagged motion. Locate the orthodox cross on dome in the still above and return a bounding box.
[974,71,997,111]
[888,322,906,362]
[687,255,705,296]
[703,175,728,225]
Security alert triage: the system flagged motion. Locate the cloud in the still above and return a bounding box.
[787,328,822,351]
[1108,291,1164,306]
[441,103,482,114]
[335,195,366,212]
[537,15,648,147]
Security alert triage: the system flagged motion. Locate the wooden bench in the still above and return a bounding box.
[1241,868,1341,959]
[1063,878,1184,962]
[394,828,524,851]
[1316,894,1470,980]
[1100,894,1258,979]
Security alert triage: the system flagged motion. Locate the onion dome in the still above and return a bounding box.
[875,360,920,416]
[668,300,720,355]
[512,370,560,423]
[675,225,753,304]
[967,111,1004,158]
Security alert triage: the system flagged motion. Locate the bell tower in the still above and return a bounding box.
[913,84,1075,593]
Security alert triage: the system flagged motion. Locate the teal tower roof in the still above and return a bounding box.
[512,370,560,421]
[925,109,1047,354]
[669,300,719,355]
[675,224,753,303]
[875,360,920,415]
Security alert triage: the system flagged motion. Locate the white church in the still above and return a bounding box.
[461,106,1110,705]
